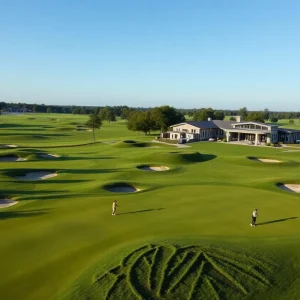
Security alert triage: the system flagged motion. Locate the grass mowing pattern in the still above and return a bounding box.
[84,244,275,300]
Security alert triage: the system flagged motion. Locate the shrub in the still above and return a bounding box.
[265,143,271,146]
[223,138,227,142]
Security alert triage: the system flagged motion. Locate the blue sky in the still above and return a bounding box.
[0,0,299,110]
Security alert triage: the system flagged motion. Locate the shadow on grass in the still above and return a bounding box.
[257,217,298,226]
[11,179,91,184]
[0,209,51,220]
[61,169,122,174]
[118,208,165,215]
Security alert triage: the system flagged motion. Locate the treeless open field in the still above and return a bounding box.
[0,114,300,300]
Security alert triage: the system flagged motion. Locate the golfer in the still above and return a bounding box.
[250,209,258,226]
[112,200,118,216]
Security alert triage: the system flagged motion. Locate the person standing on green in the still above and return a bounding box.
[112,200,118,216]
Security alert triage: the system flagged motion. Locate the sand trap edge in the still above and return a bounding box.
[278,184,300,193]
[137,165,170,171]
[0,200,18,209]
[248,157,282,163]
[15,171,58,181]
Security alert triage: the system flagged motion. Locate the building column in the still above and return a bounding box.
[237,132,240,141]
[255,134,258,145]
[226,131,231,142]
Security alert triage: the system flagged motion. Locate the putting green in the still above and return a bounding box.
[0,114,300,300]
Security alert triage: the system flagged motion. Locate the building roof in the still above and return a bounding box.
[278,128,300,133]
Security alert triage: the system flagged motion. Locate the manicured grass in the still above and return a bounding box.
[0,114,300,300]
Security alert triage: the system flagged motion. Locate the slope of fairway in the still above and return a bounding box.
[0,115,300,300]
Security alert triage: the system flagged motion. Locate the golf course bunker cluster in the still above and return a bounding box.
[14,171,58,181]
[278,183,300,193]
[248,156,282,163]
[103,182,141,193]
[137,164,169,171]
[0,155,26,162]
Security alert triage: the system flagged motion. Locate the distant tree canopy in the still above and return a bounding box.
[127,106,184,134]
[246,112,265,123]
[193,108,225,121]
[229,116,237,121]
[151,106,185,132]
[47,107,52,114]
[270,117,278,123]
[99,107,116,122]
[289,119,295,125]
[239,107,248,119]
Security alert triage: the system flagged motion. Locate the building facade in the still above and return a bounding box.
[161,119,300,145]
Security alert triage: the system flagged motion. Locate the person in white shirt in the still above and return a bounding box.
[112,200,118,216]
[251,209,258,226]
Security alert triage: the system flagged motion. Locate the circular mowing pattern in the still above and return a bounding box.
[138,165,169,171]
[39,153,60,159]
[278,184,300,193]
[0,155,26,162]
[248,157,282,163]
[104,183,141,193]
[91,244,275,300]
[15,171,58,181]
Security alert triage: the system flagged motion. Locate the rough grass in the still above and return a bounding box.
[0,114,300,300]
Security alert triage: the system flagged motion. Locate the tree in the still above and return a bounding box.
[270,117,278,123]
[151,106,185,132]
[72,108,81,114]
[229,116,237,121]
[99,107,109,121]
[214,111,225,120]
[86,113,102,142]
[33,105,37,113]
[106,109,116,122]
[246,112,265,123]
[239,107,248,119]
[127,111,155,135]
[47,107,52,114]
[263,108,270,120]
[80,107,87,115]
[289,119,295,126]
[193,109,209,121]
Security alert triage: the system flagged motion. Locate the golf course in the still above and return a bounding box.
[1,113,300,300]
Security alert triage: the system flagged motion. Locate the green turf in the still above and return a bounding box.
[0,114,300,300]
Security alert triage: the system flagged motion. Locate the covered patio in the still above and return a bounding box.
[225,129,270,145]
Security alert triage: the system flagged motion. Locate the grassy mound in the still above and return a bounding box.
[66,243,276,300]
[139,151,216,165]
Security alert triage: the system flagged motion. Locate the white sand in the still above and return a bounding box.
[279,184,300,193]
[15,171,58,181]
[139,166,169,171]
[107,186,140,193]
[250,158,282,163]
[0,144,18,148]
[40,153,60,159]
[0,156,26,162]
[0,199,18,209]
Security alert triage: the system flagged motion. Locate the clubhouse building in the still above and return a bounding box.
[161,117,300,145]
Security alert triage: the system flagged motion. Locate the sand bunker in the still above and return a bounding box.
[105,183,141,193]
[0,156,26,162]
[15,171,58,181]
[0,199,18,209]
[278,184,300,193]
[249,157,282,163]
[138,165,169,171]
[40,153,60,159]
[0,144,17,149]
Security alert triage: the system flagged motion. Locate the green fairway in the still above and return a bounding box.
[1,114,300,300]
